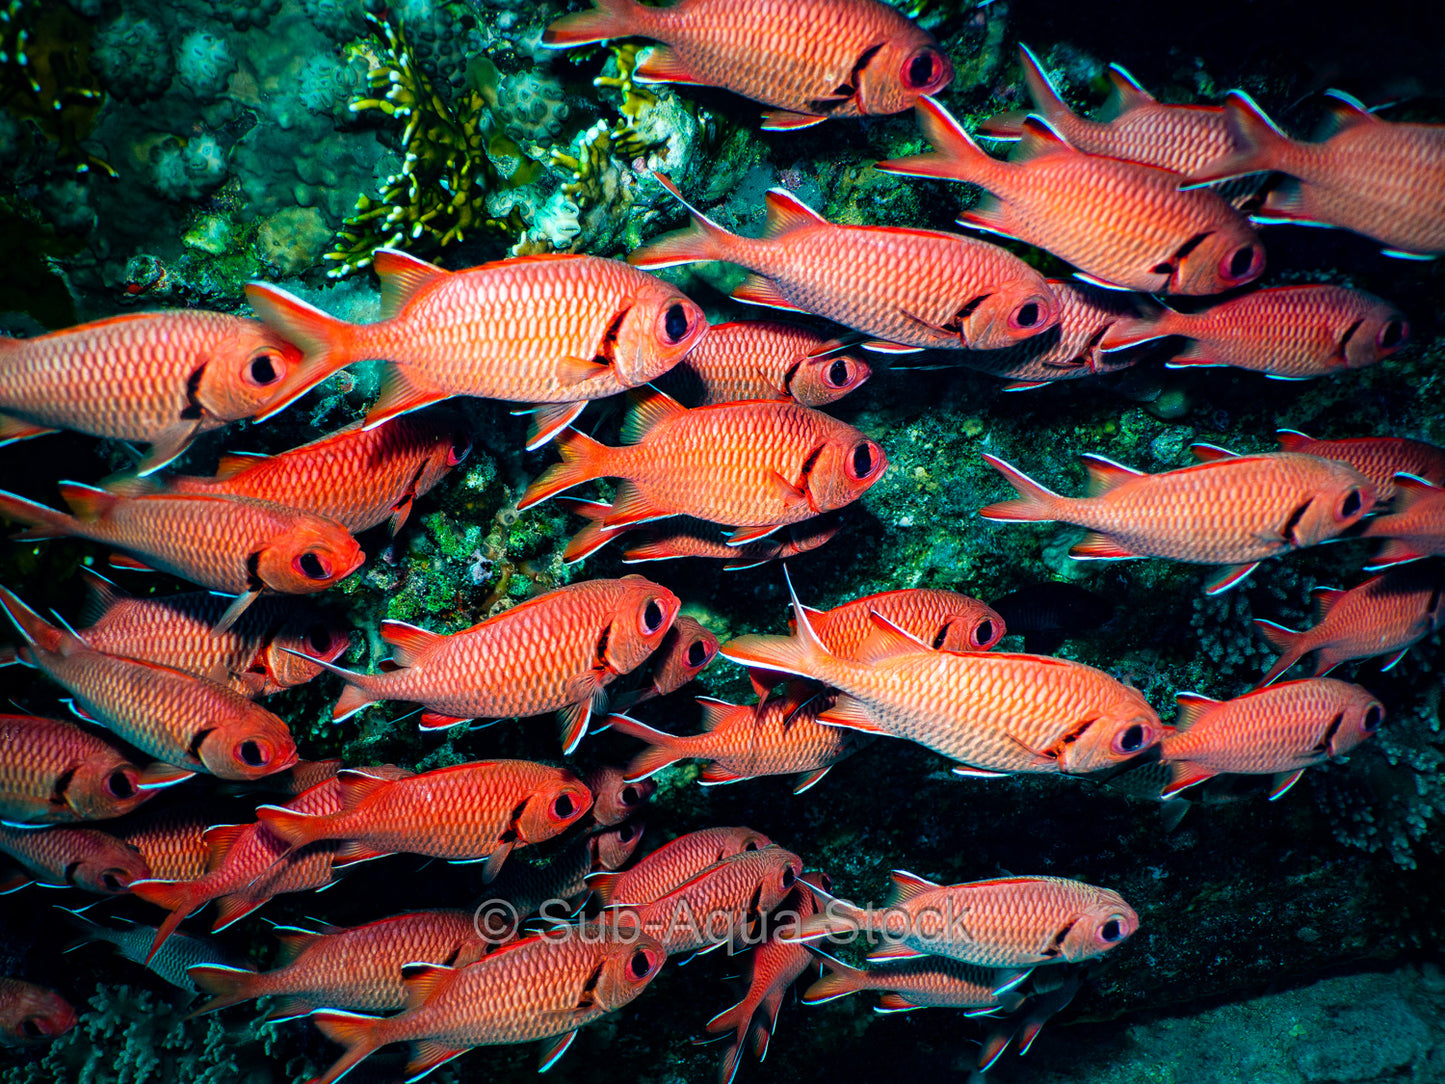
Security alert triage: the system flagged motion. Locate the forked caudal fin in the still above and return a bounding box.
[875,96,998,184]
[540,0,650,47]
[244,284,356,423]
[626,172,739,270]
[976,454,1062,522]
[717,567,833,685]
[1181,91,1293,188]
[518,428,613,510]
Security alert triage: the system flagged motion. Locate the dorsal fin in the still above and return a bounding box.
[56,481,118,522]
[373,249,448,321]
[885,869,939,906]
[620,386,688,445]
[1174,691,1218,730]
[1317,89,1380,139]
[695,697,739,732]
[378,620,441,668]
[201,824,253,869]
[77,570,128,627]
[211,452,268,481]
[1189,443,1241,462]
[1099,63,1156,121]
[1311,587,1345,623]
[1275,429,1313,453]
[1080,453,1144,497]
[400,962,457,1011]
[335,769,394,812]
[854,611,930,664]
[273,928,323,967]
[761,188,826,239]
[1012,115,1074,164]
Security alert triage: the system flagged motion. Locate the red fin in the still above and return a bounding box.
[272,927,322,967]
[627,172,736,269]
[1364,539,1424,570]
[0,586,65,653]
[372,248,446,320]
[1081,453,1145,496]
[886,869,940,905]
[977,454,1061,521]
[760,109,828,131]
[364,364,448,430]
[1268,768,1306,801]
[602,480,665,530]
[537,1030,578,1073]
[1204,561,1261,594]
[1069,532,1137,560]
[1311,587,1345,622]
[620,386,687,444]
[1274,428,1313,453]
[876,97,991,184]
[1317,89,1379,138]
[1011,115,1074,163]
[557,679,605,756]
[379,619,441,667]
[1189,443,1240,462]
[817,694,886,733]
[108,554,154,572]
[605,714,684,780]
[524,401,587,452]
[400,961,458,1010]
[876,993,922,1013]
[519,427,611,509]
[212,893,266,932]
[1100,62,1156,119]
[801,951,865,1004]
[1016,44,1074,128]
[201,823,252,869]
[187,964,259,1016]
[56,481,118,522]
[243,284,352,422]
[253,804,325,849]
[541,0,647,47]
[1160,760,1215,799]
[559,498,621,564]
[0,414,59,446]
[419,711,472,731]
[1253,619,1303,686]
[792,767,832,794]
[761,188,826,238]
[209,451,266,481]
[0,489,73,540]
[1173,691,1217,730]
[309,1010,384,1084]
[336,769,393,812]
[1183,91,1291,187]
[867,943,927,962]
[632,43,699,84]
[727,522,785,547]
[333,681,376,722]
[731,273,805,312]
[854,612,928,664]
[698,763,745,785]
[77,569,126,626]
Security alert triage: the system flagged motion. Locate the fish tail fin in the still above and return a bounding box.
[286,650,377,721]
[875,96,995,183]
[604,713,685,780]
[186,963,261,1017]
[0,488,76,540]
[977,454,1061,521]
[253,804,326,849]
[127,880,203,963]
[800,949,867,1004]
[1252,619,1304,686]
[0,585,66,653]
[309,1011,385,1084]
[627,173,737,269]
[541,0,648,46]
[518,428,611,509]
[556,498,621,564]
[243,284,356,422]
[1182,91,1294,187]
[719,569,831,685]
[1016,43,1076,129]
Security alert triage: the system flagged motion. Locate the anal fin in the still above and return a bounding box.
[731,274,805,312]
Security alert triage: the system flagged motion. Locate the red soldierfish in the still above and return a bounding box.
[980,447,1377,594]
[0,311,302,474]
[0,823,150,895]
[480,821,645,918]
[1255,564,1445,685]
[979,45,1238,177]
[117,807,212,883]
[0,587,298,783]
[1185,91,1445,257]
[668,321,871,407]
[1275,430,1445,500]
[802,948,1018,1014]
[0,715,161,825]
[189,910,496,1022]
[580,765,656,827]
[629,173,1059,352]
[245,249,707,450]
[543,0,951,130]
[1100,285,1409,380]
[1361,475,1445,569]
[721,576,1160,777]
[586,825,773,907]
[879,98,1264,295]
[307,928,666,1084]
[520,388,886,545]
[0,484,363,633]
[1159,679,1384,799]
[314,576,679,753]
[611,615,718,709]
[255,761,593,882]
[793,870,1138,969]
[806,588,1006,655]
[0,978,76,1044]
[160,413,471,536]
[0,570,349,698]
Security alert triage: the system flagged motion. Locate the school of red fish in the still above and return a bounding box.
[0,0,1442,1080]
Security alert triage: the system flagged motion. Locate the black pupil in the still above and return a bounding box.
[452,437,471,461]
[664,303,688,342]
[620,823,638,842]
[1229,247,1254,277]
[974,620,993,645]
[852,443,873,477]
[299,552,327,579]
[908,53,934,87]
[687,641,707,666]
[781,865,796,887]
[744,840,759,851]
[1380,320,1403,348]
[555,794,575,818]
[107,769,135,799]
[1364,705,1382,731]
[307,624,331,652]
[20,1019,43,1039]
[621,785,641,805]
[1102,919,1122,941]
[1342,490,1361,517]
[250,353,279,383]
[630,951,650,978]
[1016,302,1040,327]
[240,740,265,767]
[102,872,124,892]
[643,600,663,632]
[1120,724,1144,752]
[827,359,849,386]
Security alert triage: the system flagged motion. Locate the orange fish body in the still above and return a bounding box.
[1274,431,1445,500]
[161,413,471,536]
[1101,285,1409,379]
[802,948,1016,1013]
[0,484,363,631]
[955,281,1160,389]
[117,807,212,882]
[0,714,159,825]
[0,587,298,782]
[255,761,592,881]
[808,588,1006,655]
[796,870,1138,969]
[1159,679,1384,799]
[308,928,666,1084]
[521,390,887,543]
[980,45,1236,177]
[543,0,951,129]
[0,823,149,894]
[581,765,656,827]
[1,570,349,698]
[245,250,707,449]
[1255,565,1445,685]
[667,321,872,406]
[722,581,1160,777]
[879,99,1265,296]
[629,174,1059,351]
[612,615,718,708]
[0,978,76,1044]
[608,688,868,793]
[0,311,302,474]
[189,910,494,1021]
[586,825,772,907]
[317,576,679,753]
[980,448,1377,593]
[1187,91,1445,256]
[1361,475,1445,568]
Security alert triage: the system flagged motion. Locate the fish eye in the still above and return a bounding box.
[903,49,941,90]
[106,768,136,800]
[663,302,690,344]
[238,739,269,768]
[641,598,665,634]
[448,434,473,466]
[973,619,994,648]
[306,623,333,653]
[1100,917,1124,942]
[247,352,283,386]
[1340,489,1362,518]
[620,784,643,806]
[1362,704,1383,733]
[1013,301,1042,329]
[20,1018,45,1039]
[686,640,709,667]
[1377,319,1407,351]
[629,949,653,978]
[101,869,129,893]
[849,441,876,480]
[553,792,576,819]
[781,865,797,888]
[744,839,760,851]
[618,821,639,843]
[295,552,331,580]
[1224,246,1259,281]
[1116,724,1147,754]
[826,358,851,388]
